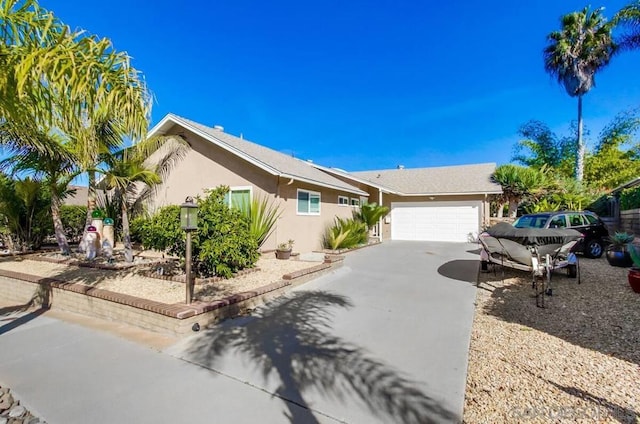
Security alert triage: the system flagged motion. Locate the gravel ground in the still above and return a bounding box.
[0,255,318,305]
[464,257,640,423]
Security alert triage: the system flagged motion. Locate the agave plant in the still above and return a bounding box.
[239,194,282,248]
[323,217,367,250]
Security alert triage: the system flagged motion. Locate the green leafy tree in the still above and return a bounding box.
[584,110,640,189]
[513,120,577,175]
[544,7,616,181]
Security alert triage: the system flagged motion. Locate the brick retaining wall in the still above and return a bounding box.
[0,259,343,336]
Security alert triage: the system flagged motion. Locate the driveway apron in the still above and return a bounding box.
[0,241,479,424]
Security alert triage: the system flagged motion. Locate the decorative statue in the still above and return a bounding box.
[84,225,100,260]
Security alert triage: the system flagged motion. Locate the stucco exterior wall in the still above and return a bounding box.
[150,127,361,253]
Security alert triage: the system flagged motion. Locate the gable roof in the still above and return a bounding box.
[148,114,368,196]
[351,163,502,196]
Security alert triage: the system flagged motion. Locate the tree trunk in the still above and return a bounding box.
[575,95,585,182]
[79,171,96,252]
[51,195,70,255]
[508,199,519,218]
[122,200,133,263]
[496,201,507,218]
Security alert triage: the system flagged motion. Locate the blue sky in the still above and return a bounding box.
[49,0,640,171]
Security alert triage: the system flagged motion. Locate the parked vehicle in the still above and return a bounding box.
[513,211,609,258]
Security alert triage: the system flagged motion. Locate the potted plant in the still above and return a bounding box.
[275,239,294,260]
[626,242,640,293]
[605,232,634,267]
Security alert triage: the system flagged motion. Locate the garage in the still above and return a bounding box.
[391,201,481,242]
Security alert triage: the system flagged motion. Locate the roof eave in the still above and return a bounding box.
[398,190,503,196]
[149,114,281,176]
[309,163,400,194]
[280,173,369,196]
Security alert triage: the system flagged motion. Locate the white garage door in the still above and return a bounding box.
[391,201,481,242]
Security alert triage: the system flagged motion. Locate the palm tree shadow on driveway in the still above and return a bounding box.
[183,291,457,424]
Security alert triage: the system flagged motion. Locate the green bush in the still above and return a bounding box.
[621,186,640,210]
[323,217,368,250]
[59,205,87,242]
[137,187,259,278]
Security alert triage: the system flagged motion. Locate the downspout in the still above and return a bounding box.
[378,188,383,242]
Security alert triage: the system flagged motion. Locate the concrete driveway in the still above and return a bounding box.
[0,241,479,424]
[169,241,479,423]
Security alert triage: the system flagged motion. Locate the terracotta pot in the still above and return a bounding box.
[606,248,633,267]
[275,249,291,260]
[627,268,640,293]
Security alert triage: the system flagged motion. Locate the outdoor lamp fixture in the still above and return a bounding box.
[180,196,198,304]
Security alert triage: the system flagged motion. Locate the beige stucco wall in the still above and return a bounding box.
[150,127,360,253]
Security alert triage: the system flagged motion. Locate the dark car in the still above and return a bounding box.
[513,211,609,258]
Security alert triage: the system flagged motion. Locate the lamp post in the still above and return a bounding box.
[180,196,198,304]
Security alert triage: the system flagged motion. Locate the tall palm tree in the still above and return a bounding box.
[613,1,640,50]
[543,7,616,182]
[99,136,189,262]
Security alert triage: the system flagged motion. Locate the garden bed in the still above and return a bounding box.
[0,251,343,335]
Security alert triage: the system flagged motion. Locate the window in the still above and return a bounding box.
[338,196,349,206]
[297,189,320,215]
[224,186,252,209]
[350,198,360,207]
[549,215,566,228]
[584,214,599,225]
[567,213,585,227]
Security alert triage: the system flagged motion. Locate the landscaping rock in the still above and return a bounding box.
[8,405,25,418]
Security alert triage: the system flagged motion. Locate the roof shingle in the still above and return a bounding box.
[352,163,502,195]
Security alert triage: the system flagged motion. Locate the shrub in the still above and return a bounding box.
[620,186,640,210]
[138,187,259,278]
[323,217,368,250]
[59,205,87,243]
[353,202,389,230]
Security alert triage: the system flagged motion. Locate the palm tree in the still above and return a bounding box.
[613,1,640,50]
[492,165,548,218]
[0,0,151,146]
[543,7,616,182]
[99,137,189,262]
[0,123,81,254]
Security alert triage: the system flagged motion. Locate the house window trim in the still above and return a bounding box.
[338,195,349,207]
[226,185,253,208]
[297,189,321,216]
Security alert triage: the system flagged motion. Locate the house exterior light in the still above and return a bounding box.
[180,196,198,304]
[180,196,198,231]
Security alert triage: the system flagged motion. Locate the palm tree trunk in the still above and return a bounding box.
[51,195,70,255]
[121,199,133,263]
[79,171,96,252]
[508,199,519,218]
[576,95,585,182]
[496,200,507,218]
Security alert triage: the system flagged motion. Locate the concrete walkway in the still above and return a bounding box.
[0,241,479,423]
